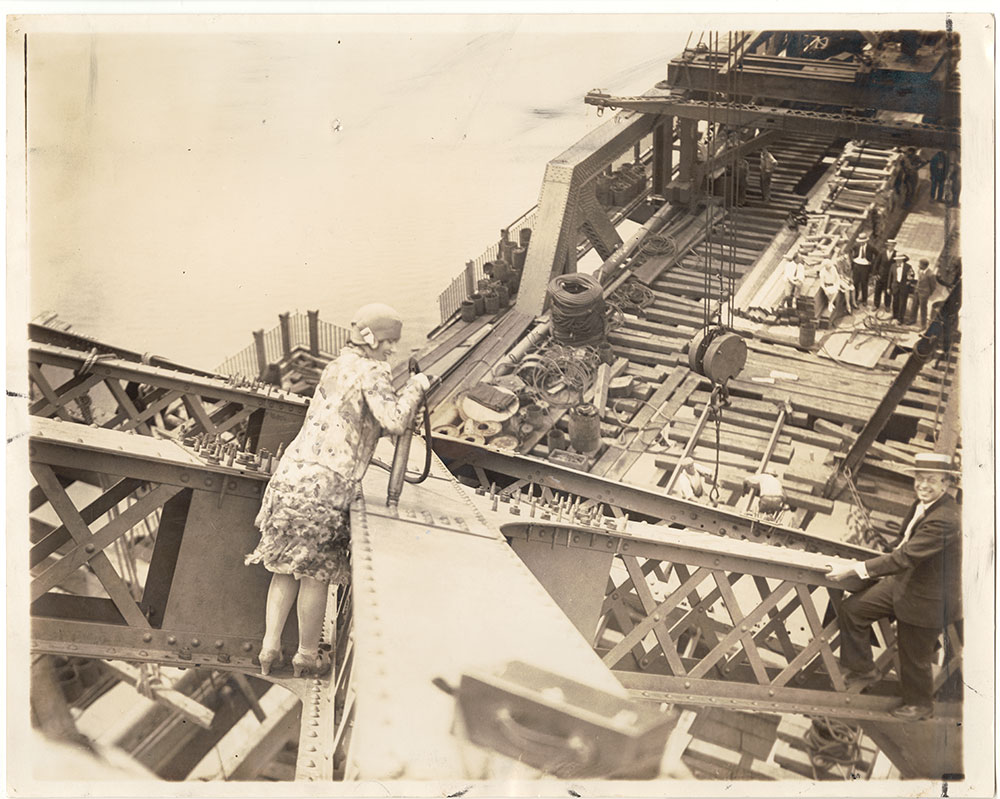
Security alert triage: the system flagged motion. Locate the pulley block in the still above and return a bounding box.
[688,326,747,384]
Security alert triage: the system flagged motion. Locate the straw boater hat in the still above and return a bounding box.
[885,238,897,246]
[857,231,870,242]
[905,452,960,476]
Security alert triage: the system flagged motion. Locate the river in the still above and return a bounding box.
[26,17,690,371]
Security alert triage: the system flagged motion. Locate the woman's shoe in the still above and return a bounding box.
[258,647,284,677]
[291,650,331,678]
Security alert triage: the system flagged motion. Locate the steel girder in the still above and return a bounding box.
[666,53,959,118]
[500,520,962,753]
[346,439,634,781]
[28,341,307,452]
[515,87,672,317]
[434,435,880,559]
[583,92,960,150]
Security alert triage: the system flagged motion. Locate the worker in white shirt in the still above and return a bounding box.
[778,251,807,309]
[759,147,778,202]
[742,471,786,515]
[674,456,715,501]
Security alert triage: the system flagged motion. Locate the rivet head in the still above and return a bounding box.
[611,592,619,600]
[242,642,253,652]
[713,558,720,566]
[215,640,224,648]
[205,478,213,487]
[167,636,177,645]
[229,481,237,490]
[768,689,775,696]
[684,681,691,689]
[181,474,190,483]
[142,633,153,642]
[191,639,200,647]
[85,544,96,554]
[740,625,748,632]
[653,613,661,622]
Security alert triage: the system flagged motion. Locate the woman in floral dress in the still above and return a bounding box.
[246,303,430,677]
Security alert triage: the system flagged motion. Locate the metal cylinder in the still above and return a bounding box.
[460,299,477,323]
[496,282,510,308]
[799,320,817,349]
[484,292,500,314]
[518,228,532,248]
[471,293,485,317]
[524,403,545,428]
[568,403,601,453]
[512,247,527,271]
[547,428,568,451]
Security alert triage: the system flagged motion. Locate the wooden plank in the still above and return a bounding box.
[102,660,215,729]
[599,370,700,481]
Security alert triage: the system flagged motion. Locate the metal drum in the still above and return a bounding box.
[688,327,747,383]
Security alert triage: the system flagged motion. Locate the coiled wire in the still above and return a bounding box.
[514,343,600,409]
[548,273,606,345]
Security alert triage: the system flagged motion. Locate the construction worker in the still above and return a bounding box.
[914,258,937,328]
[743,471,786,516]
[674,456,714,501]
[759,147,778,202]
[826,452,961,721]
[928,150,949,203]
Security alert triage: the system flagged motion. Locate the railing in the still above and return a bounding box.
[437,206,539,324]
[215,313,352,380]
[435,138,661,326]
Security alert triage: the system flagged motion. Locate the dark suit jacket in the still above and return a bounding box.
[887,262,914,294]
[864,493,962,627]
[875,248,897,282]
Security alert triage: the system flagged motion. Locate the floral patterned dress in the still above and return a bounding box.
[245,345,424,583]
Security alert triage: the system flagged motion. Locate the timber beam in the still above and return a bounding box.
[583,92,960,150]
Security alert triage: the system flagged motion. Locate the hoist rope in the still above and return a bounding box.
[547,273,606,344]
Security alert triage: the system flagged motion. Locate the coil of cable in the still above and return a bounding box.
[547,273,606,346]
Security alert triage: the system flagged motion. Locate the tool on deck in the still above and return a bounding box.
[386,357,435,512]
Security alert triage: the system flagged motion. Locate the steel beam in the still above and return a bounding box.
[515,88,669,317]
[666,56,959,117]
[583,92,960,150]
[435,436,877,558]
[615,671,960,723]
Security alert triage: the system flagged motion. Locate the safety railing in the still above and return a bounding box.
[215,313,351,380]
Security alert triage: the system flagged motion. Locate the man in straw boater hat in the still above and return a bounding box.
[826,453,961,721]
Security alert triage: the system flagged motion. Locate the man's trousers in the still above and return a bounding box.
[838,578,941,706]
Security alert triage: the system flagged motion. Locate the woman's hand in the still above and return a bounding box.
[410,373,432,393]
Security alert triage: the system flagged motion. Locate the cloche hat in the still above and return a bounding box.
[349,303,403,347]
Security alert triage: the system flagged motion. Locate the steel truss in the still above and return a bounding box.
[503,519,962,730]
[28,341,306,452]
